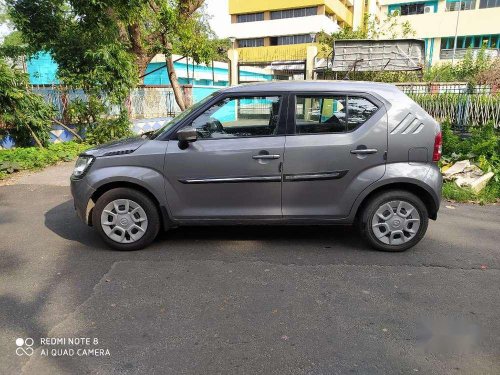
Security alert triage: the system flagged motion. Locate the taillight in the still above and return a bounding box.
[433,131,442,162]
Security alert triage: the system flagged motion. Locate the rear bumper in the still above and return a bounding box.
[426,163,443,219]
[70,176,96,225]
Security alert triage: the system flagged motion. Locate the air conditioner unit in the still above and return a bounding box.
[424,6,433,13]
[389,9,399,15]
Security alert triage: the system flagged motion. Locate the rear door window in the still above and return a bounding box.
[347,97,379,131]
[295,96,347,133]
[294,95,378,134]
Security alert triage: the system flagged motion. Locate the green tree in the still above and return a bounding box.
[7,0,223,111]
[0,58,55,147]
[0,0,27,64]
[318,13,415,48]
[423,47,492,83]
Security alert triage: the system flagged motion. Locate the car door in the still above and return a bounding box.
[164,93,286,220]
[282,92,387,219]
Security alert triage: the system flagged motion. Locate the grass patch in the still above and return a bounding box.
[442,181,500,204]
[0,141,90,180]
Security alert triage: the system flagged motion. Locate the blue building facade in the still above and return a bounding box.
[26,53,273,101]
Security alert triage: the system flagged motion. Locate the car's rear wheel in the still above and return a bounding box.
[359,190,429,252]
[93,188,160,251]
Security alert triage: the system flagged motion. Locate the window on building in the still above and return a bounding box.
[237,38,265,48]
[446,0,476,11]
[270,7,317,20]
[400,3,425,15]
[441,34,500,50]
[389,1,438,14]
[479,0,500,8]
[491,35,500,48]
[237,12,264,23]
[271,34,311,46]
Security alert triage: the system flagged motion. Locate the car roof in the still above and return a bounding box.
[221,80,401,96]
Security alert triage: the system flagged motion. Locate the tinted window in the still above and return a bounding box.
[277,34,310,45]
[295,96,347,133]
[295,96,378,134]
[190,96,281,138]
[271,7,317,19]
[238,38,264,48]
[237,12,264,23]
[347,97,379,131]
[479,0,500,8]
[446,0,476,11]
[400,3,425,15]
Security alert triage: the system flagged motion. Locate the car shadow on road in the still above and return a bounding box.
[161,224,359,242]
[44,199,108,250]
[44,199,373,254]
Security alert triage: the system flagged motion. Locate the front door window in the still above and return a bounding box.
[190,96,282,138]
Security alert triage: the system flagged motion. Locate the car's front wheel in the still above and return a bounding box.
[93,188,160,251]
[359,190,429,252]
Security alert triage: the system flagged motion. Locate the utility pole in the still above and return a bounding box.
[451,0,462,64]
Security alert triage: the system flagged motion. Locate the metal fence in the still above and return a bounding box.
[130,86,179,118]
[395,83,500,131]
[30,82,500,132]
[30,84,189,120]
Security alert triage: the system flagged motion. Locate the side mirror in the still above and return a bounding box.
[177,126,198,142]
[177,126,197,150]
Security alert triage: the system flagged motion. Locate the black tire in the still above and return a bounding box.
[359,190,429,252]
[92,188,160,251]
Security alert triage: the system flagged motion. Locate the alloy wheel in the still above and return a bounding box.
[371,200,421,245]
[100,199,149,243]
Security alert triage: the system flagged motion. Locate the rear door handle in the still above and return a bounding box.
[350,149,378,155]
[252,154,280,160]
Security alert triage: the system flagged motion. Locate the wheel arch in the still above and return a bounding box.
[353,180,439,221]
[88,181,172,229]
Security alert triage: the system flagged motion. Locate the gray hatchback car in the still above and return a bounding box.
[71,81,442,251]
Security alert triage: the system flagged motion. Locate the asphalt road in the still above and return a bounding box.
[1,163,499,374]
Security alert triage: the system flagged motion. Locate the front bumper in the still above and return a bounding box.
[70,176,96,225]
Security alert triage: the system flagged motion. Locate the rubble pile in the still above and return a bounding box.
[442,160,495,193]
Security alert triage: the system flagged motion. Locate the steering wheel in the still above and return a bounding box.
[205,119,224,135]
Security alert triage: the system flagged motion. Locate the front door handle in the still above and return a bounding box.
[252,154,280,160]
[350,149,378,155]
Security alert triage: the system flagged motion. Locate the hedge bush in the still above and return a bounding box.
[0,141,90,179]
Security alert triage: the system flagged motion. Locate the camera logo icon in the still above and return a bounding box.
[16,338,34,356]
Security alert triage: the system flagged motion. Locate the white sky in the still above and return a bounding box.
[0,1,232,40]
[204,0,232,38]
[0,23,9,40]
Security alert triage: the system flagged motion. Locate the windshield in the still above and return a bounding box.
[149,93,217,139]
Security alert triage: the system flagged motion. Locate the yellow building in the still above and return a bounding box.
[378,0,500,64]
[228,0,499,68]
[228,0,359,63]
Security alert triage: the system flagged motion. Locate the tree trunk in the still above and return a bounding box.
[137,55,152,84]
[165,55,186,111]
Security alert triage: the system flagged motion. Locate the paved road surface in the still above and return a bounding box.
[1,163,499,374]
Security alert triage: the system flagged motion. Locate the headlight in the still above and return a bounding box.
[72,155,94,178]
